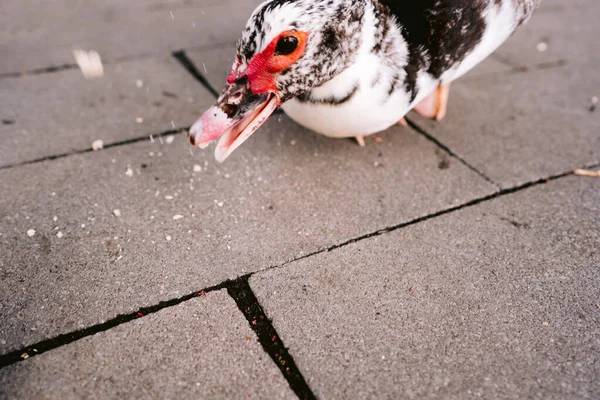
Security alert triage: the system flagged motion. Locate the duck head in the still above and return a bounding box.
[188,0,364,162]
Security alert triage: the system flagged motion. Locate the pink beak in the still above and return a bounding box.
[188,78,280,162]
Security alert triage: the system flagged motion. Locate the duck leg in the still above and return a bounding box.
[397,117,408,126]
[355,136,366,147]
[413,83,450,121]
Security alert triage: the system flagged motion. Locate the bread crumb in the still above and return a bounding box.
[173,214,184,220]
[26,229,36,237]
[91,140,104,151]
[113,209,122,217]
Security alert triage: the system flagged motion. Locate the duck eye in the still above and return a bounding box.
[275,35,299,56]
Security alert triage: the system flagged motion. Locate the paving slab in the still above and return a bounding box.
[251,175,600,400]
[0,0,264,74]
[494,0,600,68]
[0,56,212,168]
[0,290,295,399]
[411,64,600,189]
[0,103,496,354]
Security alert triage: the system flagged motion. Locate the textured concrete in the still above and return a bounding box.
[0,0,264,74]
[0,291,295,399]
[187,45,237,92]
[411,65,599,189]
[0,112,495,354]
[251,176,600,400]
[0,56,212,167]
[495,0,600,68]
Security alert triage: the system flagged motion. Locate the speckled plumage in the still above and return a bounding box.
[189,0,541,161]
[227,0,540,138]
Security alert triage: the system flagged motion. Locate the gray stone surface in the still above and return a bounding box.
[411,65,599,189]
[0,291,295,400]
[251,176,600,400]
[0,56,212,167]
[0,0,264,74]
[0,108,496,354]
[495,0,599,68]
[188,44,237,91]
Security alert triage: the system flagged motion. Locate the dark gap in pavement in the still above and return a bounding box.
[227,277,317,400]
[0,63,77,79]
[464,59,568,83]
[405,117,500,188]
[2,162,597,372]
[0,280,230,369]
[0,42,239,81]
[275,163,599,269]
[0,128,186,171]
[172,50,220,98]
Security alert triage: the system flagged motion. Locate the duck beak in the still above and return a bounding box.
[188,78,280,163]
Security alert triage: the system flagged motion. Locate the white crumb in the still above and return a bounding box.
[165,195,174,200]
[73,49,104,79]
[53,216,58,222]
[166,235,172,241]
[574,169,600,178]
[536,42,548,52]
[125,167,134,177]
[91,139,104,151]
[136,79,143,89]
[193,164,202,173]
[165,135,175,144]
[173,214,184,220]
[56,231,64,238]
[135,117,144,124]
[169,10,174,19]
[113,209,122,217]
[26,229,36,237]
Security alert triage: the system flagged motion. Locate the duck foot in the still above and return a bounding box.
[397,117,408,126]
[355,136,366,147]
[413,83,450,121]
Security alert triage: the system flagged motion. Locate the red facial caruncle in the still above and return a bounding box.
[227,30,309,94]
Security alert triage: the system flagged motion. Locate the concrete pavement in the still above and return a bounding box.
[1,0,598,398]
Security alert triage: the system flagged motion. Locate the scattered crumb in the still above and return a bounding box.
[165,135,175,144]
[26,229,36,237]
[135,117,144,124]
[53,216,58,222]
[165,195,174,200]
[542,321,549,326]
[590,96,598,112]
[374,137,383,143]
[574,169,600,178]
[91,139,104,151]
[136,79,143,89]
[536,42,548,52]
[81,224,86,228]
[20,353,29,360]
[56,231,64,238]
[290,140,296,146]
[169,10,174,19]
[166,235,172,241]
[193,164,202,173]
[173,214,183,220]
[73,50,104,79]
[125,167,134,177]
[113,209,122,217]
